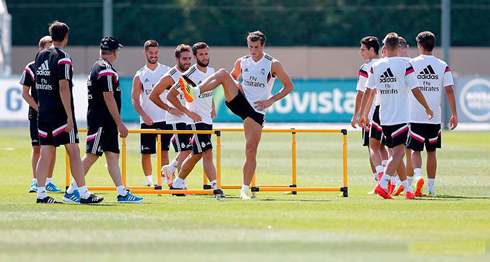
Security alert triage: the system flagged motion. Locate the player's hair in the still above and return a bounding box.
[360,36,379,54]
[38,36,52,49]
[175,44,191,58]
[192,42,209,56]
[416,31,436,52]
[144,40,159,52]
[247,31,266,45]
[49,21,70,42]
[383,32,399,51]
[398,36,408,49]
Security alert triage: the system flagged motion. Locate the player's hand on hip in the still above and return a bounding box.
[169,108,184,117]
[118,123,128,138]
[350,115,358,129]
[426,108,434,120]
[254,99,273,111]
[450,115,458,130]
[65,117,74,133]
[188,112,202,122]
[142,115,153,126]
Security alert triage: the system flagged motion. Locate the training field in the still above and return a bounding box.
[0,128,489,261]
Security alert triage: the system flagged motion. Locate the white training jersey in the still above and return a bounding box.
[137,63,170,123]
[409,54,454,124]
[357,58,380,121]
[240,52,276,114]
[166,66,190,124]
[366,57,418,126]
[174,64,215,125]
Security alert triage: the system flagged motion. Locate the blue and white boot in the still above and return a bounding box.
[117,190,144,203]
[63,189,80,203]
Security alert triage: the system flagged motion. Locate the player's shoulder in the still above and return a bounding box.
[239,54,251,62]
[26,61,35,69]
[264,53,275,62]
[157,63,171,71]
[166,66,178,76]
[184,64,198,77]
[136,65,146,74]
[55,47,71,59]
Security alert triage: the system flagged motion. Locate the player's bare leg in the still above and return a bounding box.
[240,118,262,199]
[411,150,425,196]
[426,150,437,196]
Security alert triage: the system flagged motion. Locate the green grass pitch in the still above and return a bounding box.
[0,128,489,261]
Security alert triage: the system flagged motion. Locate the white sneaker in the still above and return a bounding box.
[240,190,251,200]
[161,165,175,187]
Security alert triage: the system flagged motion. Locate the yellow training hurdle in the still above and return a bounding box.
[65,129,223,198]
[202,128,348,197]
[66,128,348,198]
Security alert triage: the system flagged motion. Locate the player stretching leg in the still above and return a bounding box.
[179,31,294,200]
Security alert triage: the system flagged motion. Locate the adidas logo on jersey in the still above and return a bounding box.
[379,68,396,83]
[144,78,150,83]
[36,60,50,76]
[244,68,249,72]
[417,65,439,80]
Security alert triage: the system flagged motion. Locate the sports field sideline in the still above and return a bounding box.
[0,128,489,261]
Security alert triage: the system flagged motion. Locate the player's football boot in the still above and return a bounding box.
[374,184,392,199]
[405,191,415,199]
[37,196,62,204]
[427,190,437,198]
[415,177,425,197]
[29,182,38,193]
[63,190,80,203]
[161,165,175,187]
[392,184,405,196]
[45,182,61,192]
[179,76,196,102]
[117,190,144,203]
[240,189,252,200]
[169,185,186,197]
[80,194,104,204]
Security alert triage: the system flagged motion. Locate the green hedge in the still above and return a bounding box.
[6,0,490,47]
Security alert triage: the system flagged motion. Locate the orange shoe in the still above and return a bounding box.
[377,172,384,182]
[415,177,425,197]
[392,184,405,196]
[405,191,415,199]
[374,184,392,199]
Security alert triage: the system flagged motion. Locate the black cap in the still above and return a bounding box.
[100,36,123,51]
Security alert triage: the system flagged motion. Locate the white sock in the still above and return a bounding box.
[173,177,185,189]
[193,86,200,97]
[428,178,435,192]
[166,158,178,174]
[390,176,397,185]
[379,174,390,189]
[66,179,78,194]
[414,168,422,179]
[381,160,388,167]
[116,185,127,196]
[407,176,414,186]
[37,187,47,198]
[145,175,153,185]
[211,180,217,190]
[375,165,384,176]
[33,178,37,184]
[402,180,413,193]
[241,185,250,192]
[46,177,52,184]
[79,185,91,199]
[373,172,378,182]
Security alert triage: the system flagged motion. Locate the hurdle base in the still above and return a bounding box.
[203,184,212,190]
[341,187,348,197]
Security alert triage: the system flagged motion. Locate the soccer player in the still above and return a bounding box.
[167,42,219,194]
[35,21,102,204]
[131,40,171,187]
[179,31,294,200]
[351,36,389,191]
[404,31,457,197]
[65,36,143,203]
[359,32,433,200]
[149,44,192,187]
[21,35,61,193]
[398,36,411,59]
